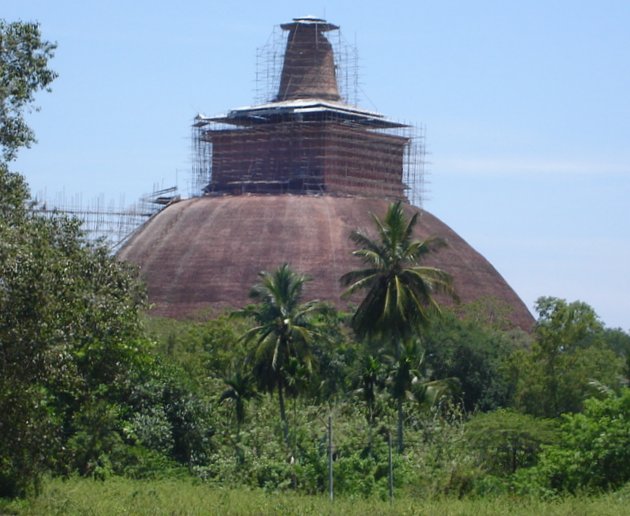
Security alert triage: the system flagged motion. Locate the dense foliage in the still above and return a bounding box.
[0,21,212,497]
[512,297,624,417]
[0,164,217,496]
[235,264,327,443]
[3,171,628,499]
[526,389,630,494]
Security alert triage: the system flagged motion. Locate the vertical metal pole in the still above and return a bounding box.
[328,415,334,501]
[388,431,394,502]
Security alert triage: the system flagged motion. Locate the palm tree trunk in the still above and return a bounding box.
[395,338,404,453]
[278,379,289,445]
[397,397,404,453]
[236,400,243,442]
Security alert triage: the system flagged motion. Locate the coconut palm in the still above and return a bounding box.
[219,365,259,441]
[385,339,460,427]
[355,353,385,426]
[236,264,323,444]
[340,201,455,451]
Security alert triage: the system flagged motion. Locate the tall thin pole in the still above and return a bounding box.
[388,430,394,502]
[328,415,334,501]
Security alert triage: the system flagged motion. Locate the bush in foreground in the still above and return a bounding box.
[527,388,630,494]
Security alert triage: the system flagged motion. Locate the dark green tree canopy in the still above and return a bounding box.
[0,19,57,162]
[512,297,624,418]
[531,389,630,493]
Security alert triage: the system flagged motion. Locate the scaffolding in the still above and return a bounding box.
[403,123,426,208]
[254,22,360,107]
[192,17,426,207]
[193,110,425,206]
[32,186,180,251]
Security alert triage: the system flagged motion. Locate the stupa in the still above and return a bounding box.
[118,17,534,331]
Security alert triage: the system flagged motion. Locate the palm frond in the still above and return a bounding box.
[394,275,407,320]
[352,248,387,268]
[340,271,382,300]
[341,201,457,341]
[349,229,382,251]
[401,209,419,246]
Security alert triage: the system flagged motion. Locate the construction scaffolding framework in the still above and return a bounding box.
[254,22,360,107]
[34,17,426,248]
[32,186,180,251]
[192,17,426,207]
[192,116,425,207]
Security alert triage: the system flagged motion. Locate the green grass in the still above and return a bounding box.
[2,477,629,516]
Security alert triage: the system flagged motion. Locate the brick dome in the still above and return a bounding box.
[118,195,534,331]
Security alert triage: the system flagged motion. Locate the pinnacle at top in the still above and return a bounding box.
[197,16,405,128]
[280,16,339,32]
[276,16,341,102]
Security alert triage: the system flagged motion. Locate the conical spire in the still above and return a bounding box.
[276,16,341,102]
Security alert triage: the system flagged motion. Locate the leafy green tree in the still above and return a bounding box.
[601,327,630,358]
[0,187,149,491]
[0,20,146,495]
[423,309,528,412]
[146,314,250,387]
[0,170,152,494]
[0,26,173,489]
[466,410,558,476]
[303,306,355,402]
[0,23,56,495]
[0,20,217,495]
[1,20,57,162]
[529,388,630,493]
[600,327,630,384]
[236,264,324,444]
[340,201,454,451]
[513,297,623,417]
[0,378,57,497]
[127,364,214,468]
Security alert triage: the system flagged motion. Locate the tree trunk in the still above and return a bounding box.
[397,397,404,453]
[278,379,289,445]
[395,337,404,453]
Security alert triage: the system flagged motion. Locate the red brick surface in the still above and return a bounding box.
[207,122,406,199]
[118,195,534,331]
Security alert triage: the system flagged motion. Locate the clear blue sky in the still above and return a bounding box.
[6,1,630,330]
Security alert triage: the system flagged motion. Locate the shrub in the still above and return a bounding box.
[532,389,630,493]
[466,409,558,476]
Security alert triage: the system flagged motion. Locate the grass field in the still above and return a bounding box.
[2,477,629,515]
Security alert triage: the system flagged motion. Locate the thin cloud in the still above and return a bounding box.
[437,157,629,177]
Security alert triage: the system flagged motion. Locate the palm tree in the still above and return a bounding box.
[340,201,455,451]
[236,264,323,444]
[385,339,460,428]
[355,353,385,426]
[220,364,259,441]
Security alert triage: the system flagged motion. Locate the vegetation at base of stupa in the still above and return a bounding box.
[2,18,630,508]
